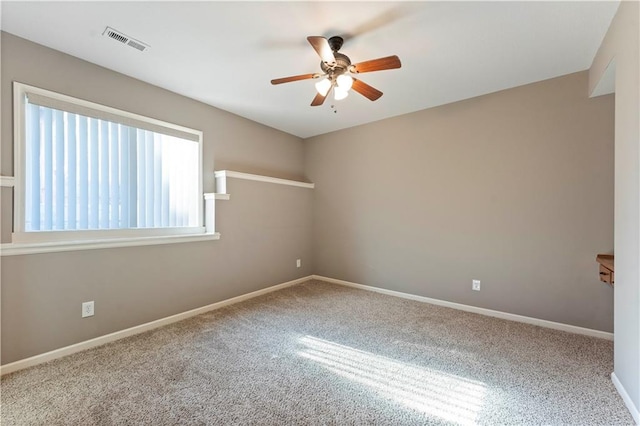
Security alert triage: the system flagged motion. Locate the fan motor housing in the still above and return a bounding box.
[320,52,351,74]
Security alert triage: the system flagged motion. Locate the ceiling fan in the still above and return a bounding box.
[271,36,401,106]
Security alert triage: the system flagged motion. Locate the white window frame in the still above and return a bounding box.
[3,82,218,255]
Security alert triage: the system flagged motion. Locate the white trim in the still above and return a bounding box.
[203,195,215,233]
[0,232,220,256]
[312,275,614,340]
[17,83,202,141]
[11,226,205,244]
[203,192,230,201]
[0,176,15,187]
[0,275,314,375]
[215,170,315,189]
[14,82,25,233]
[612,372,640,424]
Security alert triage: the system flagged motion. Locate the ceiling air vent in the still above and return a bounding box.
[102,27,149,52]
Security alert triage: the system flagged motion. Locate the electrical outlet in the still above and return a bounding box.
[296,259,301,268]
[472,280,481,291]
[82,301,94,318]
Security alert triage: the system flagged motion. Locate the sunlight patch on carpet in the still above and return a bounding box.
[297,336,487,425]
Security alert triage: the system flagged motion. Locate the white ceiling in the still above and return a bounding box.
[1,1,619,138]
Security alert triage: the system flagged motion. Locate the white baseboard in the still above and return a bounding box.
[612,372,640,424]
[0,275,313,376]
[312,275,614,340]
[1,274,615,377]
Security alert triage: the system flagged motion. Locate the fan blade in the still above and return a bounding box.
[311,91,328,107]
[271,74,317,85]
[307,36,336,65]
[352,78,383,101]
[351,55,401,73]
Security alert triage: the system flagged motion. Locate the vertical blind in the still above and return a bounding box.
[25,102,200,232]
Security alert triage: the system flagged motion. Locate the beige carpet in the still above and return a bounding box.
[0,280,633,425]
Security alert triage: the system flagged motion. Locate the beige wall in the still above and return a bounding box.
[0,30,621,372]
[0,33,312,364]
[590,1,640,416]
[305,71,615,332]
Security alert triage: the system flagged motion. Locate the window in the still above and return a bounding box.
[12,82,209,248]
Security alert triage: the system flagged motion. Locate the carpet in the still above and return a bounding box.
[0,280,633,425]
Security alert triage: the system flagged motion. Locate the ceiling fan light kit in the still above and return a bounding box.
[315,78,332,96]
[271,35,401,107]
[334,86,349,100]
[336,74,353,91]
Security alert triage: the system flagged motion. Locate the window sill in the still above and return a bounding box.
[0,232,221,256]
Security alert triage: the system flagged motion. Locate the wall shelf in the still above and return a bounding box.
[204,193,230,201]
[1,176,15,187]
[214,170,314,194]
